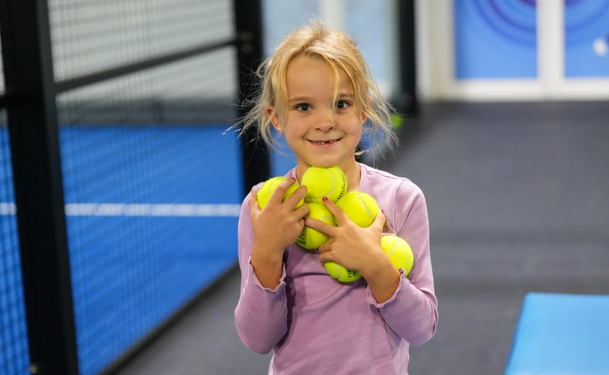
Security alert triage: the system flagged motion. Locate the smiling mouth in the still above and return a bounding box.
[310,139,340,145]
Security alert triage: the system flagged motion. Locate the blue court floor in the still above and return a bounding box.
[114,101,609,375]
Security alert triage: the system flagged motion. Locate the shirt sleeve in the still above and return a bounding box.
[233,191,289,354]
[366,182,438,346]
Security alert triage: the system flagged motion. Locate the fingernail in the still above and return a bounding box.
[381,209,385,214]
[322,197,328,202]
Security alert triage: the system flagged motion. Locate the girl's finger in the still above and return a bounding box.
[268,178,297,206]
[320,197,349,225]
[371,208,386,232]
[248,188,260,212]
[284,184,307,210]
[304,216,338,238]
[291,201,310,219]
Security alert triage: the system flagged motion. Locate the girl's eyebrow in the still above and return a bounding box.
[288,93,354,104]
[288,96,312,104]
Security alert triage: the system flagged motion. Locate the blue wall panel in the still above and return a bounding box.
[565,0,609,78]
[455,0,537,79]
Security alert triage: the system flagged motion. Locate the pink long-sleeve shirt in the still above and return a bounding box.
[235,163,438,375]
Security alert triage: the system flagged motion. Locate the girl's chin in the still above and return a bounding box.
[298,160,335,169]
[300,158,354,170]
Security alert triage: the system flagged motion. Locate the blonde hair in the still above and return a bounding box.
[241,19,397,160]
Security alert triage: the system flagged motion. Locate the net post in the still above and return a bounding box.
[234,0,270,196]
[0,0,79,373]
[398,0,418,117]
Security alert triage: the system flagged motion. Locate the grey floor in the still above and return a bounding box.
[115,101,609,375]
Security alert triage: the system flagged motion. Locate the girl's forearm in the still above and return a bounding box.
[250,244,284,290]
[360,254,401,303]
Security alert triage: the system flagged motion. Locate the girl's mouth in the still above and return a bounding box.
[310,139,340,145]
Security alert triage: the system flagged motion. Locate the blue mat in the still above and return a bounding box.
[505,292,609,375]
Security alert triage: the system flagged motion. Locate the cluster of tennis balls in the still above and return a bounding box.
[257,166,414,283]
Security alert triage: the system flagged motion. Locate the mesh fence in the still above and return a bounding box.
[1,18,30,372]
[49,0,235,81]
[2,0,242,374]
[0,107,30,375]
[57,46,241,375]
[0,32,4,94]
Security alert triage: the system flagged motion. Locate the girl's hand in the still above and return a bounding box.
[248,178,308,288]
[305,198,400,302]
[307,197,385,273]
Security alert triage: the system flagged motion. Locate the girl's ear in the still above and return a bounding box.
[361,111,368,124]
[361,96,370,124]
[267,105,283,132]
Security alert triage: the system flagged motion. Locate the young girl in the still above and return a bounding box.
[234,20,437,374]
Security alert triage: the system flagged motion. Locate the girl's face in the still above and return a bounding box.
[270,55,366,180]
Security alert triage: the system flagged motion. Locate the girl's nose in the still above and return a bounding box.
[316,110,336,132]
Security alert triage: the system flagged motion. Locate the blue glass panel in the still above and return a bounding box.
[564,0,609,78]
[455,0,537,79]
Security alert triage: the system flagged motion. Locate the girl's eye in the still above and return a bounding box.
[336,100,350,110]
[295,103,311,112]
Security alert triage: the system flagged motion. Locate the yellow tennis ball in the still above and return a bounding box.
[296,203,335,250]
[257,176,304,209]
[324,261,361,283]
[336,191,380,228]
[301,166,347,203]
[380,235,414,276]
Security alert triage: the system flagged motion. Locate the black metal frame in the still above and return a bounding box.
[0,0,79,374]
[234,0,270,194]
[0,93,8,109]
[0,0,267,373]
[397,0,418,117]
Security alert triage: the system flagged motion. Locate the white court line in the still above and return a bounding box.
[0,203,241,217]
